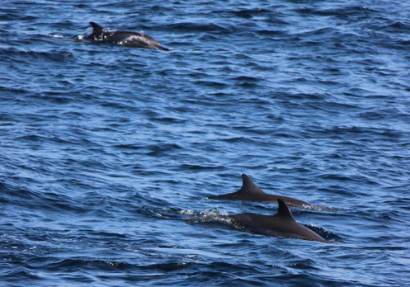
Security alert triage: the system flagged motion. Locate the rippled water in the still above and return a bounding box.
[1,0,410,286]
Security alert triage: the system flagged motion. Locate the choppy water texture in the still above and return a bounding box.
[1,0,410,286]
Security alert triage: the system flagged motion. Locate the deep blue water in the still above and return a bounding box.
[1,0,410,286]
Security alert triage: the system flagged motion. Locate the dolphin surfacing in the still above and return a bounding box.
[209,174,312,207]
[86,22,171,51]
[225,199,325,242]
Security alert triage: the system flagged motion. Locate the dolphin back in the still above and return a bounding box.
[86,22,171,51]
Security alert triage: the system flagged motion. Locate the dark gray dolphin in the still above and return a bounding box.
[208,174,312,207]
[225,199,325,242]
[86,22,171,51]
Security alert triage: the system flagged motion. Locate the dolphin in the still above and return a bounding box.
[86,22,171,51]
[224,199,326,242]
[208,174,312,207]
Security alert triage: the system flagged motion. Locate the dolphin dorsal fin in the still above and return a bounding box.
[275,199,295,221]
[89,22,107,34]
[238,174,266,194]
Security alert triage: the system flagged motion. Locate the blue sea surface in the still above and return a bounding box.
[1,0,410,286]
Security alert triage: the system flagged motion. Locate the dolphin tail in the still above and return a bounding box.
[157,45,171,51]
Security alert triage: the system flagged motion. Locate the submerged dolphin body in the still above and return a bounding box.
[209,174,312,207]
[224,199,325,242]
[86,22,171,51]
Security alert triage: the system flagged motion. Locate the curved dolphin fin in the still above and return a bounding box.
[239,174,266,194]
[275,199,295,221]
[89,22,107,34]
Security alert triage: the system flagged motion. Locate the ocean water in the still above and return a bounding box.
[1,0,410,286]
